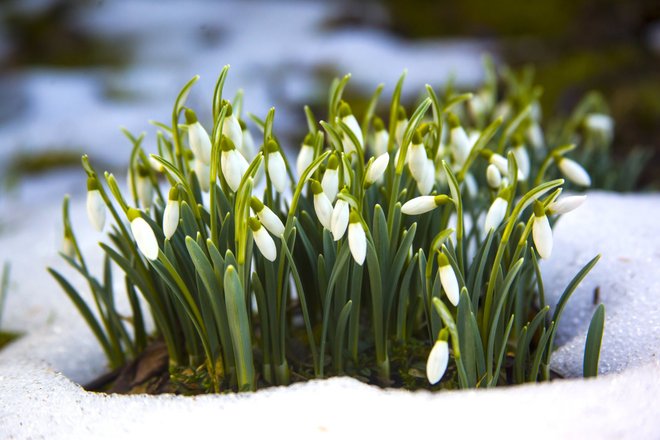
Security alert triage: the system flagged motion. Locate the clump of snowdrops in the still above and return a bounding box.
[50,62,605,393]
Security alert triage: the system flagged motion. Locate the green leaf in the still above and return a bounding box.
[584,304,605,378]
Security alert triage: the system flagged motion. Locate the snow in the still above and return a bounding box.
[1,192,659,439]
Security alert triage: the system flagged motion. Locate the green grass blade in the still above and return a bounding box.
[584,304,605,378]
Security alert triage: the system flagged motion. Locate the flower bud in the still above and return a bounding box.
[222,102,243,152]
[296,133,315,178]
[240,119,257,160]
[128,209,159,261]
[547,195,586,215]
[321,154,340,201]
[249,217,277,262]
[185,109,212,165]
[416,158,435,195]
[448,113,470,165]
[194,158,211,192]
[347,210,366,265]
[426,336,449,385]
[401,194,452,215]
[408,131,427,182]
[486,163,502,189]
[221,137,249,192]
[250,196,285,237]
[526,121,545,151]
[266,140,288,193]
[339,102,363,153]
[331,198,349,241]
[136,165,153,209]
[394,106,408,146]
[584,113,613,142]
[557,157,591,187]
[532,201,552,259]
[484,196,508,232]
[86,177,106,232]
[163,186,180,240]
[512,142,530,180]
[311,180,333,230]
[437,253,459,306]
[365,152,389,186]
[372,116,389,156]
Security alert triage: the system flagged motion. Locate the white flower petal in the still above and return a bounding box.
[268,152,288,193]
[365,153,389,185]
[137,175,153,209]
[163,200,180,239]
[188,121,212,165]
[131,217,159,261]
[296,145,314,178]
[348,222,366,265]
[194,159,211,192]
[222,149,249,192]
[258,206,285,237]
[490,154,509,176]
[439,263,459,306]
[559,158,591,187]
[527,122,545,150]
[342,114,364,150]
[331,200,349,241]
[62,235,76,258]
[314,192,334,230]
[408,143,428,182]
[241,128,257,160]
[486,163,502,189]
[533,214,553,259]
[548,195,586,215]
[401,195,436,215]
[512,145,530,179]
[416,159,435,195]
[484,197,508,232]
[451,126,470,165]
[86,189,106,232]
[426,340,449,385]
[223,115,243,152]
[373,130,389,156]
[253,225,277,262]
[321,168,339,201]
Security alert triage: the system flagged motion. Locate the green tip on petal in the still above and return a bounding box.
[533,200,546,217]
[248,217,261,231]
[184,108,197,124]
[327,154,339,170]
[168,185,180,201]
[310,179,324,195]
[397,105,407,121]
[303,132,315,146]
[86,176,100,191]
[373,116,385,131]
[349,209,360,224]
[250,196,265,213]
[221,137,236,151]
[265,139,279,153]
[437,252,450,267]
[412,130,423,145]
[338,101,352,118]
[447,112,461,128]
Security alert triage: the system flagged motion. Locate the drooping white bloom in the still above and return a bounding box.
[527,121,545,151]
[489,152,524,181]
[240,121,257,160]
[249,218,277,262]
[194,158,211,192]
[486,163,502,189]
[584,113,614,141]
[136,172,153,209]
[251,196,285,237]
[129,210,159,261]
[62,233,76,259]
[86,179,106,232]
[331,199,349,241]
[365,152,389,185]
[438,253,459,306]
[426,339,449,385]
[222,103,243,153]
[401,194,451,215]
[162,186,180,240]
[448,113,471,165]
[512,144,530,179]
[185,109,212,165]
[266,140,288,193]
[339,102,363,153]
[416,158,435,195]
[347,211,366,265]
[547,195,586,215]
[463,172,477,197]
[311,180,333,230]
[372,117,389,156]
[322,155,340,201]
[532,203,553,259]
[408,133,428,182]
[221,138,249,192]
[558,157,591,187]
[484,196,508,232]
[149,155,164,172]
[297,134,315,178]
[394,106,408,146]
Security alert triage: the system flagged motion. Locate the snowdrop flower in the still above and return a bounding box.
[221,137,249,192]
[249,217,277,262]
[526,121,545,151]
[512,142,530,179]
[486,151,524,181]
[266,140,288,193]
[557,157,591,187]
[296,133,315,178]
[128,209,159,261]
[136,166,153,209]
[416,157,436,195]
[532,201,552,259]
[408,131,427,182]
[222,102,243,153]
[62,232,76,259]
[322,154,340,201]
[401,194,452,215]
[394,106,407,147]
[448,113,471,166]
[484,193,509,232]
[185,109,212,165]
[547,194,586,215]
[162,186,180,240]
[240,119,257,160]
[438,253,459,306]
[584,113,614,142]
[463,172,477,197]
[365,152,389,186]
[486,163,502,189]
[86,177,106,232]
[347,210,366,265]
[339,102,363,154]
[250,196,284,237]
[149,155,164,172]
[311,180,333,230]
[426,336,449,385]
[331,198,349,241]
[194,158,211,192]
[371,117,389,156]
[494,101,512,121]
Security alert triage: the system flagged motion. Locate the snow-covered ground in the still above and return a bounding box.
[1,192,659,439]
